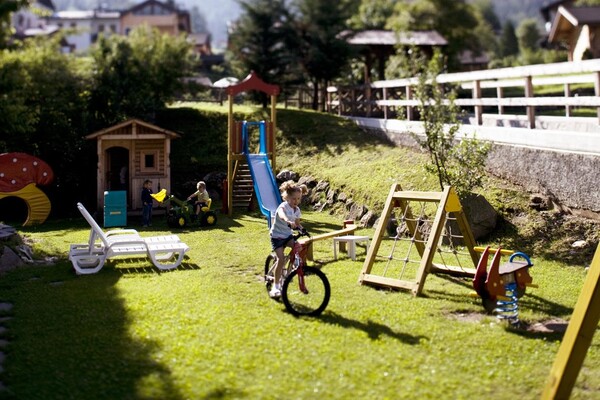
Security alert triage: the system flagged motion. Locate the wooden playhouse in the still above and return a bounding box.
[86,119,180,211]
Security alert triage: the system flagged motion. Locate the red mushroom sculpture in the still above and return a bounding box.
[0,152,55,226]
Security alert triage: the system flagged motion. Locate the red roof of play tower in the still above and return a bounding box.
[226,71,280,96]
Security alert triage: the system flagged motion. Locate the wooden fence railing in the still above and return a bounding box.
[325,59,600,128]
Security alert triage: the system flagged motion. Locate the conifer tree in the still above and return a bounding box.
[226,0,300,106]
[499,20,519,58]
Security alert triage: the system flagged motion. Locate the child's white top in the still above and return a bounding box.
[270,201,301,239]
[191,189,210,202]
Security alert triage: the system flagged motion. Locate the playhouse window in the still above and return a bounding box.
[141,151,159,172]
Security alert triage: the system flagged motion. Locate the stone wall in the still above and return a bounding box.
[354,119,600,212]
[487,145,600,212]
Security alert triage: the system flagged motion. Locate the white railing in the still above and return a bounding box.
[326,59,600,128]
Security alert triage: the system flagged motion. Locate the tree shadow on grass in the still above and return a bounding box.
[1,263,184,399]
[313,310,427,344]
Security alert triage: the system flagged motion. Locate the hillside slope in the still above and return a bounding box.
[164,103,600,267]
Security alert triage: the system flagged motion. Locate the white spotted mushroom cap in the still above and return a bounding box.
[0,152,55,191]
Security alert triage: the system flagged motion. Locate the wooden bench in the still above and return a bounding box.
[297,221,357,261]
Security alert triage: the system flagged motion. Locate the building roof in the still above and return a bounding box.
[37,0,56,11]
[124,0,185,15]
[226,71,280,96]
[549,5,600,43]
[121,0,191,33]
[346,30,447,47]
[86,119,180,140]
[52,10,121,20]
[540,0,574,23]
[14,25,60,39]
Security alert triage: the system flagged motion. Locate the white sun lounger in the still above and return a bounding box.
[69,202,190,274]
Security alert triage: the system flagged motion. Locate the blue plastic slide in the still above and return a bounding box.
[241,121,282,227]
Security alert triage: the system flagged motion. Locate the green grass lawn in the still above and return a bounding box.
[1,208,599,399]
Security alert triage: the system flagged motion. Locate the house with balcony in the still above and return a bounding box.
[547,5,600,61]
[120,0,191,36]
[47,8,120,53]
[12,0,59,40]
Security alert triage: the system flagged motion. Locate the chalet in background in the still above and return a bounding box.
[13,0,211,58]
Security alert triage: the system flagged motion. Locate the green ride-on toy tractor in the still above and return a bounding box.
[152,189,218,228]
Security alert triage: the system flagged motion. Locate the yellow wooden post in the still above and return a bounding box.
[542,243,600,399]
[359,183,401,283]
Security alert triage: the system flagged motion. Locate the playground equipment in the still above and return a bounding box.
[0,152,54,226]
[360,182,540,320]
[151,189,217,228]
[224,71,280,219]
[472,246,535,325]
[542,242,600,399]
[359,183,480,295]
[240,120,281,227]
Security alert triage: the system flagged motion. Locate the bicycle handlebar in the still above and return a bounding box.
[292,228,310,240]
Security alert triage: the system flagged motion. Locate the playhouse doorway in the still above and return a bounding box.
[106,147,129,205]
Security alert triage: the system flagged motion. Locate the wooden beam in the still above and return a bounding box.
[542,243,600,399]
[473,80,482,126]
[524,76,535,129]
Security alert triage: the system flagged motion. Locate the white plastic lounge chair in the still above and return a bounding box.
[69,202,190,274]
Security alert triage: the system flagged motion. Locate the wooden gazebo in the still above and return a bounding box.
[86,119,180,210]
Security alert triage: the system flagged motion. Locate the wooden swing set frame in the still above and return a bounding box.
[358,183,480,296]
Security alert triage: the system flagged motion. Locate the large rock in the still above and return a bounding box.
[460,193,498,240]
[314,180,330,192]
[0,224,16,240]
[0,246,23,273]
[360,211,378,228]
[346,202,367,222]
[276,169,299,182]
[326,189,336,205]
[298,176,317,188]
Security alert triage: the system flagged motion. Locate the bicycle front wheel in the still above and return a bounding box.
[282,266,330,316]
[264,254,276,294]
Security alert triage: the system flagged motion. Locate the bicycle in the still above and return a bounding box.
[264,228,331,316]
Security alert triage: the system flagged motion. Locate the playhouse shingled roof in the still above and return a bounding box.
[85,119,180,140]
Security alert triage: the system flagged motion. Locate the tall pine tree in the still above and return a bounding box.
[293,0,355,110]
[226,0,300,106]
[499,20,519,58]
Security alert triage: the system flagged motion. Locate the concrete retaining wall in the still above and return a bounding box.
[350,116,600,212]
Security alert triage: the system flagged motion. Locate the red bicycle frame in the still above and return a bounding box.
[291,237,310,294]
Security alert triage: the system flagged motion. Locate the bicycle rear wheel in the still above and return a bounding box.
[282,266,330,316]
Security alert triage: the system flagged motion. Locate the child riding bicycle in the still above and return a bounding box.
[269,180,308,298]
